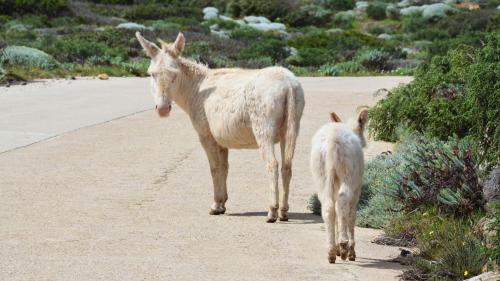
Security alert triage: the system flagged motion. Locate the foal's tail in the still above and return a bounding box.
[283,82,305,164]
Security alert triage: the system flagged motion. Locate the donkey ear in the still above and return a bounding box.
[357,107,369,128]
[136,32,160,58]
[330,112,342,123]
[172,32,185,57]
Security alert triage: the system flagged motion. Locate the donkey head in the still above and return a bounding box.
[136,32,185,117]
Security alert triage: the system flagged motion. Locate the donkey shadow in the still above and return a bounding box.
[228,211,323,224]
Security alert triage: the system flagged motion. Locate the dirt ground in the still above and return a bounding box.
[0,76,412,281]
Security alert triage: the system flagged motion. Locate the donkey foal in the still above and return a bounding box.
[310,108,369,263]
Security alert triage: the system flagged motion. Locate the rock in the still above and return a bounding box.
[202,7,219,14]
[464,272,500,281]
[117,22,147,30]
[248,22,286,32]
[98,73,109,80]
[244,16,271,24]
[484,165,500,202]
[402,47,418,55]
[400,5,425,16]
[219,15,233,21]
[397,0,412,7]
[355,1,369,11]
[391,249,415,265]
[422,3,454,19]
[444,0,457,4]
[203,11,219,20]
[378,33,393,40]
[326,28,343,35]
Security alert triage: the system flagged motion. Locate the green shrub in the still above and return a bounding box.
[383,135,484,216]
[323,0,355,11]
[485,202,500,264]
[388,209,488,280]
[1,46,59,69]
[225,0,291,20]
[333,60,366,74]
[239,38,288,64]
[333,11,355,28]
[369,34,500,169]
[0,0,70,17]
[123,4,202,21]
[307,193,321,215]
[284,4,332,27]
[287,48,333,67]
[356,48,390,70]
[366,2,387,20]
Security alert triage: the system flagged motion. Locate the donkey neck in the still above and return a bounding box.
[170,58,208,113]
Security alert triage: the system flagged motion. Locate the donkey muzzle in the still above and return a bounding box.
[155,104,171,117]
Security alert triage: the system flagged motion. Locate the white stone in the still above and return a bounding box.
[244,16,271,24]
[355,1,369,10]
[248,22,286,32]
[397,0,412,7]
[203,7,219,15]
[400,5,425,15]
[422,3,453,19]
[117,22,147,30]
[378,33,393,40]
[203,11,219,20]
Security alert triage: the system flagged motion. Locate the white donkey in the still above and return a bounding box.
[136,32,305,223]
[310,108,368,263]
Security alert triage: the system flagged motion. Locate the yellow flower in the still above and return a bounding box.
[462,241,466,246]
[482,265,488,273]
[429,230,434,235]
[464,271,469,277]
[422,212,429,217]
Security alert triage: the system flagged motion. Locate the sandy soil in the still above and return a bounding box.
[0,76,412,281]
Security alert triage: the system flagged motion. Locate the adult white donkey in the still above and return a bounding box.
[136,32,305,223]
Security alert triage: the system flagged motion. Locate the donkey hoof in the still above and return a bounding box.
[266,217,277,223]
[348,255,356,261]
[279,214,289,221]
[209,208,225,215]
[339,242,348,261]
[328,256,336,264]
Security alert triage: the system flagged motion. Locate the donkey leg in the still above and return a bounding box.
[200,136,229,215]
[336,182,352,261]
[347,199,358,261]
[279,140,291,221]
[259,142,279,223]
[321,197,337,263]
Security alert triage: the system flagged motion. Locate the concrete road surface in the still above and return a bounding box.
[0,76,412,281]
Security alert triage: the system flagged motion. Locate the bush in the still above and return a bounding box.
[333,11,355,28]
[239,38,288,64]
[356,48,390,70]
[1,46,59,69]
[383,135,484,216]
[367,2,388,20]
[369,34,500,170]
[123,4,202,21]
[0,0,69,17]
[323,0,355,11]
[388,209,488,280]
[307,193,321,215]
[225,0,291,20]
[284,4,332,27]
[333,60,366,74]
[485,202,500,264]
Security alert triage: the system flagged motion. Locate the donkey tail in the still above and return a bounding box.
[282,81,305,165]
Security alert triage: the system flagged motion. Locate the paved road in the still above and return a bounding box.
[0,76,412,281]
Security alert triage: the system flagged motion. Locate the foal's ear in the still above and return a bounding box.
[172,32,185,57]
[136,32,160,58]
[357,107,369,128]
[330,112,342,123]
